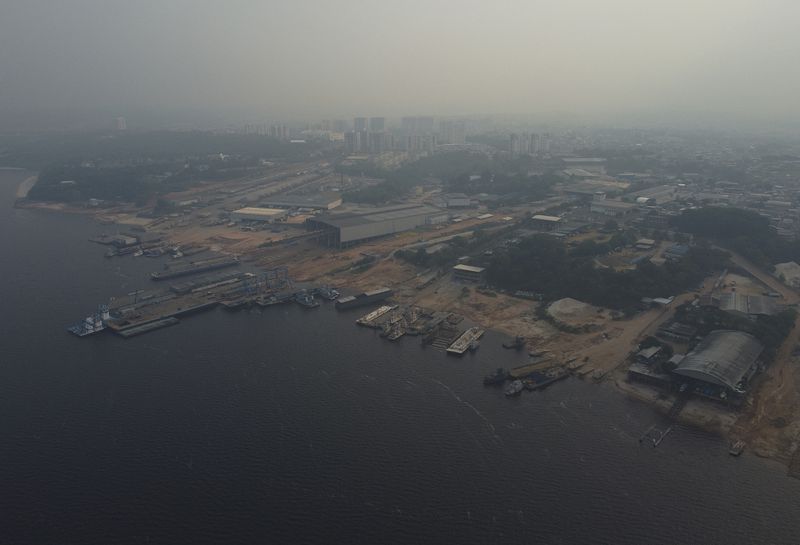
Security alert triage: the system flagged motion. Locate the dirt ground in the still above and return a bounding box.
[719,272,766,296]
[27,184,800,471]
[547,297,609,327]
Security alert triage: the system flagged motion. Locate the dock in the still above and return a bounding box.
[151,256,240,280]
[356,305,396,327]
[116,317,180,338]
[522,370,569,391]
[508,359,556,379]
[446,327,485,355]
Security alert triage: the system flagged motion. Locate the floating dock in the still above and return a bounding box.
[509,359,556,379]
[116,317,179,338]
[446,327,485,355]
[522,370,569,391]
[151,256,239,280]
[335,287,393,310]
[356,305,396,327]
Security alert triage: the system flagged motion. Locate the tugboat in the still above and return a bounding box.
[502,335,525,349]
[316,286,340,301]
[294,291,320,308]
[483,368,509,386]
[729,440,746,456]
[504,380,524,397]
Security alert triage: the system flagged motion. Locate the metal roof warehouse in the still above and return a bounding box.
[673,330,763,392]
[307,204,448,247]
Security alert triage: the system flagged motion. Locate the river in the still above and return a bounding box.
[2,170,799,544]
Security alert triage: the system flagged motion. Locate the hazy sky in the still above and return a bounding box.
[2,0,799,125]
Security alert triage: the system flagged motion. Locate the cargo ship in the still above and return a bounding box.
[335,287,393,310]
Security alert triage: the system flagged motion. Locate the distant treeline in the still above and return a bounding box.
[341,151,555,204]
[13,131,319,203]
[674,302,796,363]
[485,234,727,312]
[1,131,315,169]
[671,206,800,270]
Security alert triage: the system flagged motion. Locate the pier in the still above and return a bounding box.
[356,305,397,327]
[446,327,485,355]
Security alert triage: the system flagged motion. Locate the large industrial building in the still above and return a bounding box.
[452,264,486,283]
[260,192,342,210]
[231,207,288,223]
[673,330,763,395]
[590,197,637,217]
[717,293,779,317]
[307,204,449,247]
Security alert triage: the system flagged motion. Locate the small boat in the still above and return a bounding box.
[483,368,509,386]
[503,336,525,349]
[729,440,746,456]
[294,292,320,308]
[504,380,524,397]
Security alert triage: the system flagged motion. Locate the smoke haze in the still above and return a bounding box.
[2,0,799,125]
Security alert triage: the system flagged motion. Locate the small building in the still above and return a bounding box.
[531,214,562,231]
[452,264,486,283]
[657,322,697,343]
[664,244,690,260]
[231,207,288,223]
[444,193,472,208]
[636,345,663,364]
[635,238,656,250]
[590,198,637,217]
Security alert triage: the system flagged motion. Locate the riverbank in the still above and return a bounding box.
[17,191,800,475]
[15,174,37,198]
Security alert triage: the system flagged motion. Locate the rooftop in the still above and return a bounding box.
[532,214,562,222]
[314,204,443,229]
[232,207,286,216]
[453,264,486,274]
[673,330,763,391]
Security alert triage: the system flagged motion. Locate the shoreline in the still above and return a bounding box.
[15,173,37,199]
[20,195,800,476]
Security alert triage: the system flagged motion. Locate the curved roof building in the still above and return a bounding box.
[673,330,763,391]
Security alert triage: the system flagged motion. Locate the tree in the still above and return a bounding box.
[603,219,619,231]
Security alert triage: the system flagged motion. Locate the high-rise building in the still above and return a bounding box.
[439,120,466,145]
[332,119,348,132]
[270,124,288,140]
[369,117,385,132]
[401,116,435,134]
[354,117,368,132]
[115,117,127,131]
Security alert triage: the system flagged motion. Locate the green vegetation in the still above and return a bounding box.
[446,171,558,204]
[2,131,313,169]
[486,235,727,313]
[395,235,473,268]
[671,206,800,270]
[15,131,318,203]
[341,151,556,204]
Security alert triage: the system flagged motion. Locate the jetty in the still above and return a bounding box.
[356,305,397,327]
[446,327,485,355]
